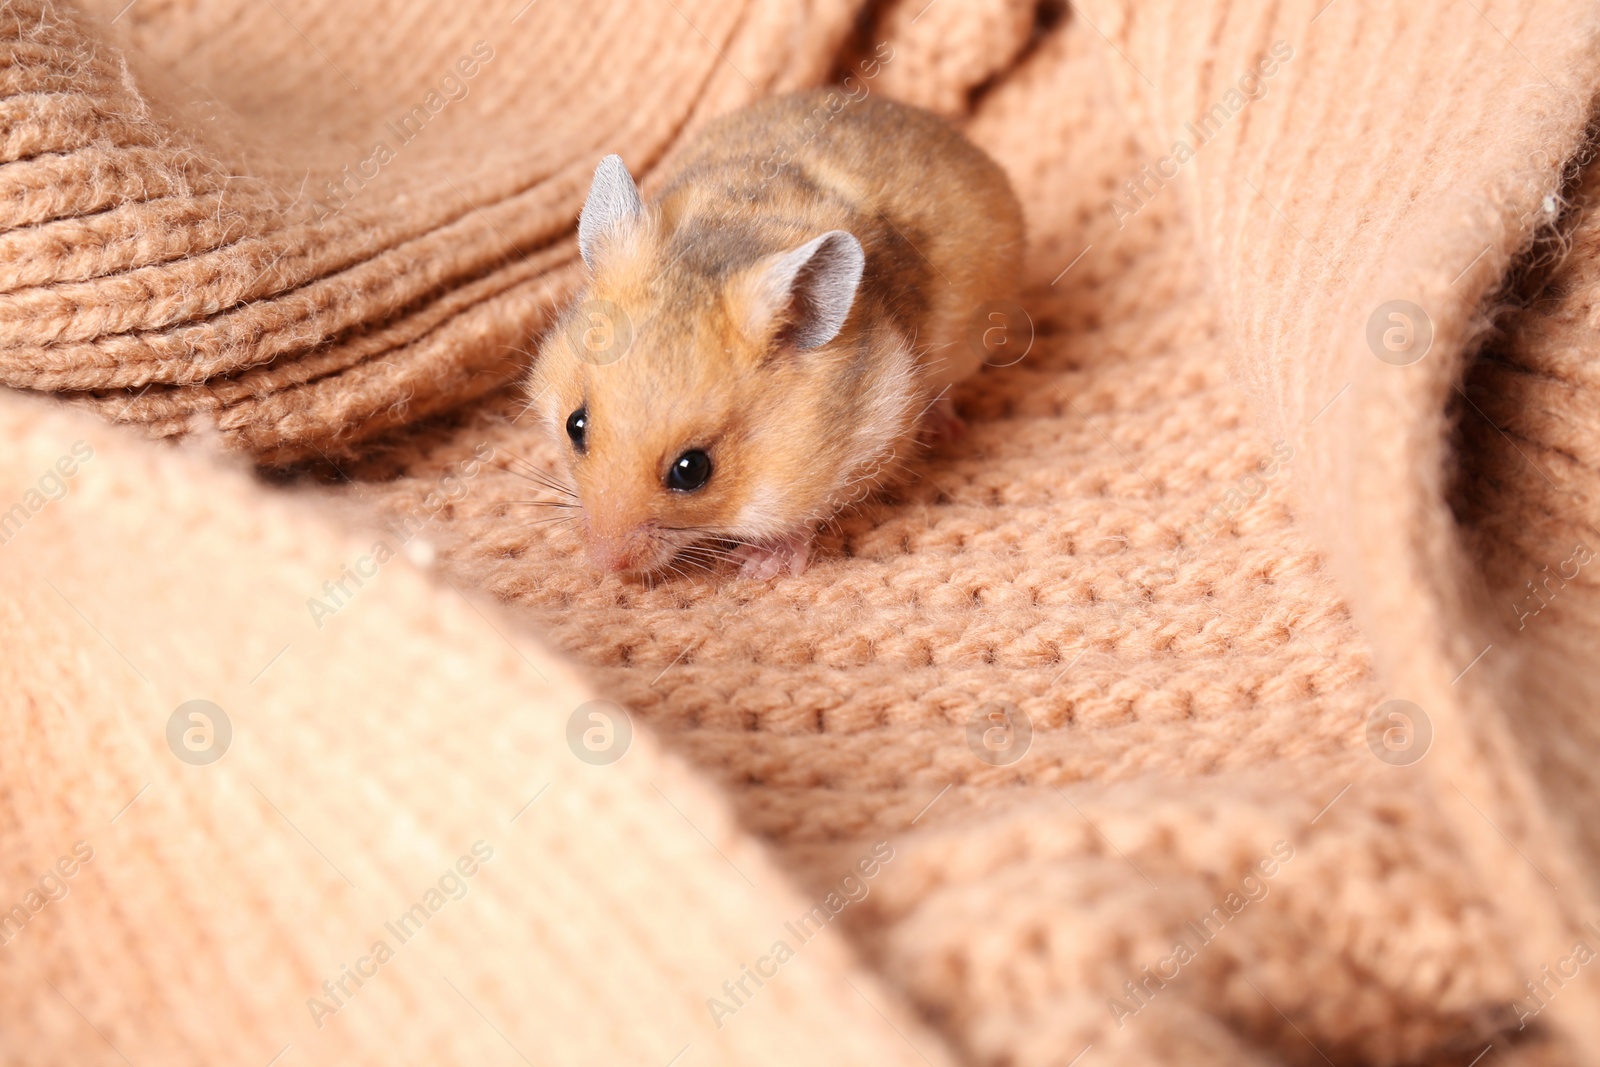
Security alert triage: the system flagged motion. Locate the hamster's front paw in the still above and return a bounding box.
[733,535,812,580]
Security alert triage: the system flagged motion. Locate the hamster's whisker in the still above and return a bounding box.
[659,558,695,583]
[663,530,737,550]
[680,545,741,563]
[500,460,567,489]
[499,457,578,501]
[676,542,745,567]
[518,514,582,529]
[506,467,574,496]
[649,553,697,586]
[499,450,547,472]
[672,550,721,574]
[500,449,572,483]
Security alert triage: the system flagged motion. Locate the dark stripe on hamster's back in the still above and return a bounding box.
[662,221,772,281]
[659,138,935,335]
[856,215,933,336]
[659,163,855,273]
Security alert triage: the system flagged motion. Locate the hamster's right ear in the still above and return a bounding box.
[577,154,643,271]
[737,230,865,351]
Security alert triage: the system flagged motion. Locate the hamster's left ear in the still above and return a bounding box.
[577,154,643,270]
[738,229,865,350]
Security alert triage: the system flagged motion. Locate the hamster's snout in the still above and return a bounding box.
[582,514,666,575]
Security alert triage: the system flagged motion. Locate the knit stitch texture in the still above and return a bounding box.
[4,0,1600,1064]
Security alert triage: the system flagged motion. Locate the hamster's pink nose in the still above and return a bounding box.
[583,519,657,574]
[585,534,633,573]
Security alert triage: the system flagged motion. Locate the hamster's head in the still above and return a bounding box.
[527,155,920,576]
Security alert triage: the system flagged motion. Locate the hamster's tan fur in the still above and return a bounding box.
[529,88,1024,578]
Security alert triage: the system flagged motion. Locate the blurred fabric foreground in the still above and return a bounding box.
[4,0,1600,1063]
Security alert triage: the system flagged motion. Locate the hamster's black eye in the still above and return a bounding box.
[565,407,587,454]
[667,450,712,492]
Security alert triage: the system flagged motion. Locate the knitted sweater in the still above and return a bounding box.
[4,0,1600,1063]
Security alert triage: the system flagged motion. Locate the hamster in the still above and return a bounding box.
[527,88,1024,579]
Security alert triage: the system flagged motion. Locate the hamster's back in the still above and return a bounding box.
[654,90,1024,387]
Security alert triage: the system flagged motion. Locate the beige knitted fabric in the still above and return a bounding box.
[0,396,955,1067]
[0,0,856,457]
[7,0,1600,1064]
